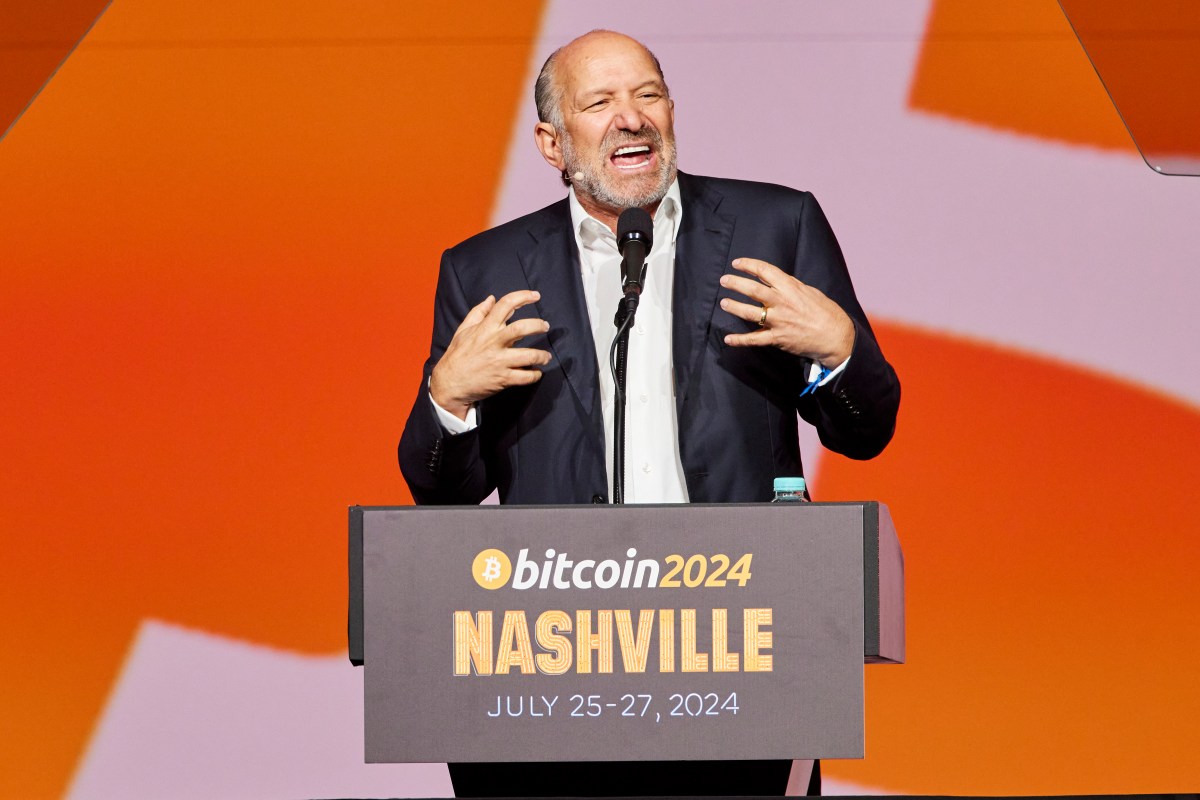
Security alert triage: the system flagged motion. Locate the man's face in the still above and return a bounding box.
[554,34,677,213]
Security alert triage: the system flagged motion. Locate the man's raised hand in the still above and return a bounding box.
[429,290,551,420]
[718,258,855,367]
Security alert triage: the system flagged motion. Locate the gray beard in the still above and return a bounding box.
[563,134,676,211]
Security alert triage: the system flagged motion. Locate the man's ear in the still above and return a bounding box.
[534,122,565,172]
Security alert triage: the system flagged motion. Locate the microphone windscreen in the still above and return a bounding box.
[616,207,654,254]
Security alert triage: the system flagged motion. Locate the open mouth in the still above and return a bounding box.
[610,144,653,170]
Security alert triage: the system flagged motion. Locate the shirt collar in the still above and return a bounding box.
[569,178,683,250]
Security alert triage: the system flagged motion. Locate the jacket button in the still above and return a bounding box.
[592,494,606,504]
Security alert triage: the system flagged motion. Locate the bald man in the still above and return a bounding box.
[400,30,900,796]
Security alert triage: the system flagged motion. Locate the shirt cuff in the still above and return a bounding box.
[429,387,478,434]
[808,355,850,387]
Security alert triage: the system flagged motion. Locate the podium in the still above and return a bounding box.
[348,502,903,769]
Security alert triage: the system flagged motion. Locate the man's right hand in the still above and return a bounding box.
[429,290,551,420]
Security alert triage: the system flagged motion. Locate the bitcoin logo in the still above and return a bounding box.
[471,548,512,590]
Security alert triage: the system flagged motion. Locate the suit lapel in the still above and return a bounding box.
[519,202,604,448]
[673,173,735,414]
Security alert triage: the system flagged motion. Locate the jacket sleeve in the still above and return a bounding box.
[397,248,495,504]
[793,193,901,460]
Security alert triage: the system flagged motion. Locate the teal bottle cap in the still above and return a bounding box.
[773,477,807,492]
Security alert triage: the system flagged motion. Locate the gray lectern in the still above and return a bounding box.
[349,501,902,773]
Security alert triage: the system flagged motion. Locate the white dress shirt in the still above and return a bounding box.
[571,180,689,503]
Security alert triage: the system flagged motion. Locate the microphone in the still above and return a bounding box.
[610,208,653,505]
[616,207,653,297]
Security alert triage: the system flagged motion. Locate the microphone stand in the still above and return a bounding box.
[609,293,639,504]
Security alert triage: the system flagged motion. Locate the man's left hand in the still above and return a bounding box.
[719,258,854,367]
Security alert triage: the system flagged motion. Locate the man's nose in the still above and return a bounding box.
[612,102,644,132]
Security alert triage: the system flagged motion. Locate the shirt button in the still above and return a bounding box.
[636,325,646,335]
[642,463,652,473]
[639,394,648,403]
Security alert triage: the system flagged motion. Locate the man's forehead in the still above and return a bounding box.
[558,33,662,96]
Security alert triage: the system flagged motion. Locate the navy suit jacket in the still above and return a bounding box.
[399,172,899,504]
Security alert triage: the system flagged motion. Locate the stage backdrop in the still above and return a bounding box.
[2,1,1198,798]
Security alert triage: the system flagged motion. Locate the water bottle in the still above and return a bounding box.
[771,476,810,503]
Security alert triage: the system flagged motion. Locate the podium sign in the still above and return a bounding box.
[351,503,902,764]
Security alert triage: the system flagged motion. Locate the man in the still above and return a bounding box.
[399,30,899,796]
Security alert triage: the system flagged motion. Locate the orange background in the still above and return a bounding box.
[2,1,1199,797]
[1,2,542,796]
